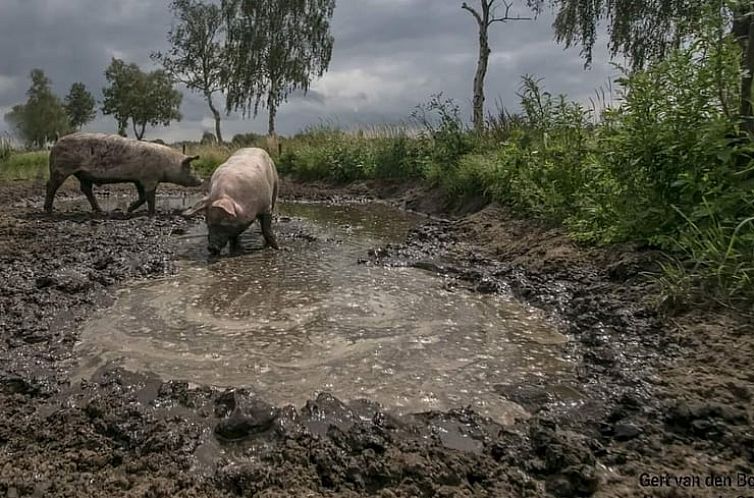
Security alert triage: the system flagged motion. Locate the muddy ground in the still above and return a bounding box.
[0,177,752,498]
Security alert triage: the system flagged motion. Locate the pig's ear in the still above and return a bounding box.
[210,198,242,217]
[182,196,209,216]
[183,155,200,166]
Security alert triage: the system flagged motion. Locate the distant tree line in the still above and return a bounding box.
[4,0,336,146]
[4,70,96,148]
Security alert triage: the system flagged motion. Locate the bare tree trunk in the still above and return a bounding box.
[206,93,223,143]
[463,1,532,133]
[133,120,146,141]
[268,98,277,137]
[473,28,491,132]
[740,8,754,135]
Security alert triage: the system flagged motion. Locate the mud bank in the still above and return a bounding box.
[0,178,752,497]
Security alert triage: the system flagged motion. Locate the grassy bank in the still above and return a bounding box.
[275,50,754,311]
[0,151,49,181]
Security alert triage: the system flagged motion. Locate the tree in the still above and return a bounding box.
[153,0,227,143]
[546,0,754,133]
[3,69,70,148]
[222,0,335,136]
[64,82,96,130]
[101,58,183,140]
[462,1,540,131]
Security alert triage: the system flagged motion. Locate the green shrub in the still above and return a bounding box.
[231,132,262,147]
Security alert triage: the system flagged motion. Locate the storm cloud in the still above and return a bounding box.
[0,0,618,141]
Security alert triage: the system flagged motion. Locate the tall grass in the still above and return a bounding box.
[0,151,49,181]
[183,142,235,176]
[0,133,12,162]
[277,123,426,182]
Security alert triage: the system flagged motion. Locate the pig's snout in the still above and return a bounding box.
[207,226,230,255]
[184,174,203,188]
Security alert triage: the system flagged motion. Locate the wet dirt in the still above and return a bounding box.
[0,177,752,497]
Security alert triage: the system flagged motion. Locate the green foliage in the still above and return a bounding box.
[411,94,472,164]
[277,124,426,182]
[231,132,263,147]
[64,82,96,130]
[102,58,183,140]
[4,69,70,148]
[654,206,754,309]
[591,41,743,244]
[179,142,233,175]
[0,151,49,181]
[546,0,754,133]
[547,0,724,67]
[222,0,335,135]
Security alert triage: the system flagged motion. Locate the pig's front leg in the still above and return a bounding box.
[80,180,102,213]
[146,188,157,215]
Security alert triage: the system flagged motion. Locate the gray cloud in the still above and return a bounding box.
[0,0,618,141]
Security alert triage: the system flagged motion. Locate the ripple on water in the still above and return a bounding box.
[72,202,577,424]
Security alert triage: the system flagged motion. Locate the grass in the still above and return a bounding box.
[183,143,235,176]
[0,151,49,181]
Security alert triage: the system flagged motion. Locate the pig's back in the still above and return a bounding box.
[210,148,277,219]
[51,132,180,181]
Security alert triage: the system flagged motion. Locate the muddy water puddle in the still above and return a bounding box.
[71,200,577,423]
[50,189,201,212]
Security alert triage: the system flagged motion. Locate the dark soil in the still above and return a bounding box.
[0,177,752,497]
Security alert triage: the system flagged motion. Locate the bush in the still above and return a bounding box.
[231,132,262,147]
[279,124,426,182]
[200,132,218,145]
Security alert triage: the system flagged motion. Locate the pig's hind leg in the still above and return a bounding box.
[127,182,147,213]
[259,213,279,249]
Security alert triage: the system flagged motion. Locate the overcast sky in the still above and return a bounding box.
[0,0,619,142]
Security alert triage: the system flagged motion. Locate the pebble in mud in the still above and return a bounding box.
[214,390,279,441]
[612,422,641,441]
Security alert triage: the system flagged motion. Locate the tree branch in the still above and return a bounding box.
[489,15,533,24]
[488,0,532,24]
[462,2,483,26]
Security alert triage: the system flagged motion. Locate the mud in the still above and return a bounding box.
[0,177,752,497]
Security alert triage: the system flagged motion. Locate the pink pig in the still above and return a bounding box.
[186,148,279,255]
